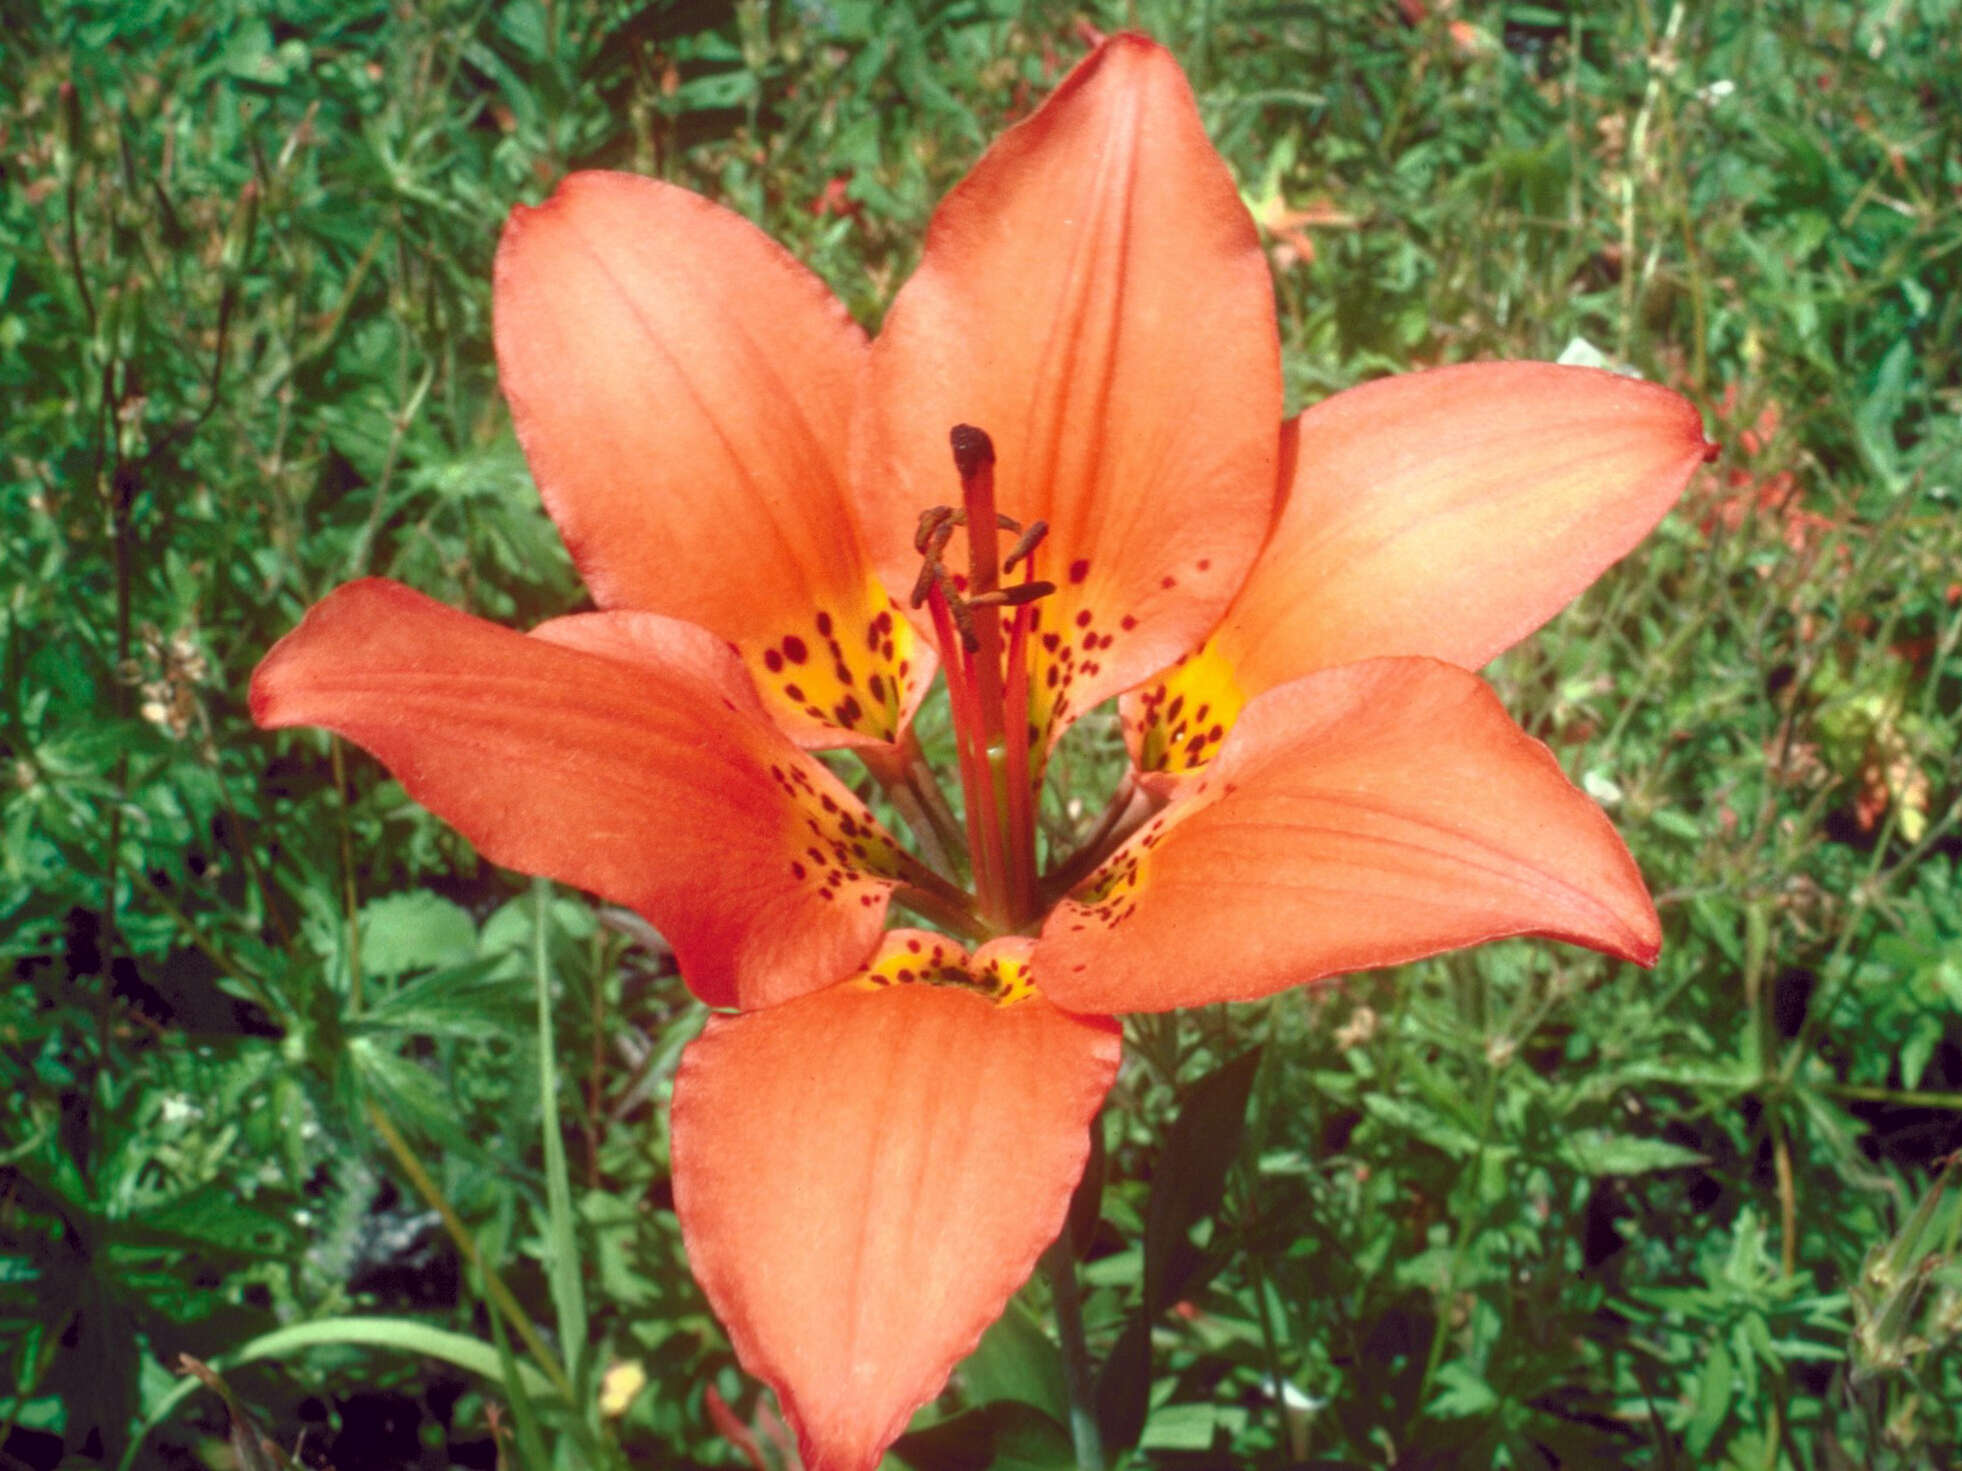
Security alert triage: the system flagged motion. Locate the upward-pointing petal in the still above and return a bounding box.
[251,580,910,1009]
[1215,362,1712,697]
[494,172,932,750]
[855,34,1281,758]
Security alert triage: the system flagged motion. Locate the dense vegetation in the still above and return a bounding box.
[4,0,1960,1466]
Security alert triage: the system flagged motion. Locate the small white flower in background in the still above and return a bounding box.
[1582,769,1625,808]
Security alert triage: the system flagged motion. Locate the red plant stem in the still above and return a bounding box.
[928,581,1004,926]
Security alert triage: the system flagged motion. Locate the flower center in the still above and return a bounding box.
[909,424,1057,932]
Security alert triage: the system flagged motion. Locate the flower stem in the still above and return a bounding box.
[367,1101,575,1406]
[858,735,958,884]
[1040,774,1158,906]
[1042,1236,1105,1471]
[891,880,991,945]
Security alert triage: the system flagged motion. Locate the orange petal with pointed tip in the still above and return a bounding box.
[251,580,913,1009]
[855,34,1280,755]
[672,937,1120,1471]
[1216,362,1711,696]
[494,171,931,749]
[1039,658,1658,1013]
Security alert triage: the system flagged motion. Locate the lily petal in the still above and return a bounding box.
[855,34,1281,757]
[494,171,931,749]
[672,934,1120,1471]
[1039,658,1658,1013]
[1233,363,1707,687]
[252,580,915,1009]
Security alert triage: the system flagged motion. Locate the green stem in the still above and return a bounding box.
[890,882,992,946]
[1042,1237,1105,1471]
[859,733,960,884]
[367,1102,575,1406]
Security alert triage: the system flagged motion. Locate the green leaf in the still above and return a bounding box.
[1144,1048,1262,1315]
[958,1299,1069,1425]
[1139,1401,1218,1452]
[891,1401,1075,1471]
[1556,1131,1709,1177]
[1685,1336,1734,1457]
[1426,1359,1500,1419]
[1093,1313,1152,1456]
[124,1317,561,1470]
[532,880,588,1389]
[356,891,477,979]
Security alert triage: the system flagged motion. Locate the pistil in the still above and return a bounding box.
[909,425,1055,931]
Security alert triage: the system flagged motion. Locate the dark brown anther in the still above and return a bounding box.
[1002,519,1049,575]
[909,559,940,610]
[910,509,962,608]
[950,424,995,478]
[940,575,980,650]
[915,504,958,555]
[969,581,1057,610]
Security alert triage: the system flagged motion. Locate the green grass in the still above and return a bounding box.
[4,0,1961,1466]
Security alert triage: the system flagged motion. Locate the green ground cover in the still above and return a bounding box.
[4,0,1961,1466]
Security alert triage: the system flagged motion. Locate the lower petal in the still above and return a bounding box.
[1037,658,1659,1013]
[671,944,1119,1471]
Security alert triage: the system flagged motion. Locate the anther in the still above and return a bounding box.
[1002,519,1049,575]
[970,581,1056,609]
[941,577,979,650]
[914,504,959,554]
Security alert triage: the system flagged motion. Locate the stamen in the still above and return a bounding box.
[1002,519,1049,576]
[970,581,1057,610]
[902,426,1063,930]
[914,505,957,555]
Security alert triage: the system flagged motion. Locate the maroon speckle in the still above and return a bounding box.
[764,648,784,673]
[782,635,808,664]
[815,612,834,637]
[1068,558,1090,584]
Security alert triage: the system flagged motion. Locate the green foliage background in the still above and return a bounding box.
[4,0,1960,1466]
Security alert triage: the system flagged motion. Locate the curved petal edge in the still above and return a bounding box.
[1037,657,1659,1013]
[1214,362,1713,695]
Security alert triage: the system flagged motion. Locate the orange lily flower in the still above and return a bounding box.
[251,35,1710,1471]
